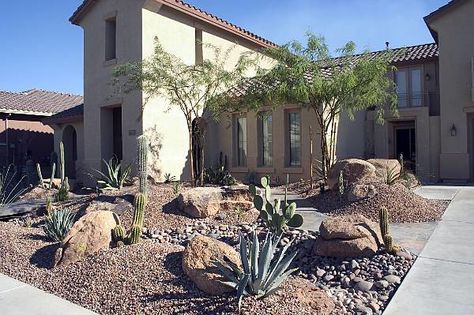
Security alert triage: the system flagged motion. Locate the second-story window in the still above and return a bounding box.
[105,17,117,61]
[395,67,422,107]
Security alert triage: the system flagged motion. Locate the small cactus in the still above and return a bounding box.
[112,224,126,243]
[384,235,394,253]
[137,135,148,195]
[59,141,65,183]
[128,225,142,245]
[128,192,146,244]
[49,163,56,189]
[379,207,389,237]
[36,163,44,187]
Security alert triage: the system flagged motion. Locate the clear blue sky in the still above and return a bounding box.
[0,0,446,96]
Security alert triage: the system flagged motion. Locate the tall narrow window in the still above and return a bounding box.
[410,69,422,107]
[195,28,203,65]
[258,112,273,166]
[105,18,117,61]
[395,70,408,107]
[288,111,301,167]
[234,115,247,167]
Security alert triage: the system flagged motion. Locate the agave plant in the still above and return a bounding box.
[94,157,131,190]
[385,166,400,185]
[214,230,298,310]
[43,208,75,242]
[0,165,29,207]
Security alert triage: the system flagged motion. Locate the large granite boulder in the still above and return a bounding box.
[182,235,241,295]
[54,210,118,266]
[178,187,223,218]
[367,159,401,179]
[327,159,377,190]
[314,215,382,258]
[346,183,377,202]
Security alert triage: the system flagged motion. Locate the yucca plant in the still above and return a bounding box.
[164,173,176,183]
[0,165,29,207]
[43,208,75,242]
[94,157,131,190]
[385,165,400,185]
[214,231,298,310]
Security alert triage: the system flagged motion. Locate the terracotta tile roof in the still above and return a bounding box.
[70,0,276,48]
[43,103,84,125]
[0,89,84,116]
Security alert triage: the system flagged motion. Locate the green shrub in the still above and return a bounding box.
[249,176,303,235]
[204,165,236,186]
[214,230,298,310]
[43,208,75,242]
[164,173,176,183]
[94,157,131,190]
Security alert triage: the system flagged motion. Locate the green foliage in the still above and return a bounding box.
[43,208,75,242]
[128,193,146,245]
[213,231,298,310]
[249,176,304,235]
[0,165,28,206]
[55,177,70,202]
[94,157,131,191]
[204,165,236,186]
[219,33,398,180]
[46,197,53,215]
[137,135,148,194]
[385,166,400,185]
[338,170,345,196]
[172,182,181,195]
[113,39,257,184]
[164,173,176,183]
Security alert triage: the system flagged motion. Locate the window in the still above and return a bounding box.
[258,112,273,166]
[195,29,203,65]
[395,67,423,107]
[234,115,247,167]
[287,111,301,167]
[105,18,117,61]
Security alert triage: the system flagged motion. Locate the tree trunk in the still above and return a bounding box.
[187,124,195,186]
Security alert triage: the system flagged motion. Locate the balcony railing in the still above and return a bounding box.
[397,92,439,111]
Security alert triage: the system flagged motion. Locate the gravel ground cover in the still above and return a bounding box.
[308,183,448,223]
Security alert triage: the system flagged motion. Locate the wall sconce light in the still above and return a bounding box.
[425,73,431,81]
[450,124,457,137]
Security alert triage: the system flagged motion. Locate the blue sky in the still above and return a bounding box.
[0,0,446,96]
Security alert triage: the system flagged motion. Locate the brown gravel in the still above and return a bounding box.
[0,222,335,315]
[309,182,448,223]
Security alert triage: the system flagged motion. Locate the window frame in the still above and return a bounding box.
[105,17,117,62]
[257,111,273,167]
[233,114,248,167]
[285,109,302,167]
[394,65,424,108]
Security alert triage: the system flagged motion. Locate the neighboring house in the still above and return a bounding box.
[0,89,83,177]
[63,0,472,185]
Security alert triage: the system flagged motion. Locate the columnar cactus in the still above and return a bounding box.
[59,141,65,184]
[137,135,148,195]
[50,163,56,189]
[379,207,389,237]
[249,175,303,235]
[384,234,394,253]
[128,192,146,244]
[112,224,126,244]
[36,163,44,187]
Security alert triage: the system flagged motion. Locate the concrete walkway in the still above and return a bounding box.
[384,186,474,315]
[0,273,97,315]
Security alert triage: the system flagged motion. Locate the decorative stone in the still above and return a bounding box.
[178,187,223,218]
[367,159,401,180]
[347,184,377,202]
[327,159,377,190]
[384,275,401,284]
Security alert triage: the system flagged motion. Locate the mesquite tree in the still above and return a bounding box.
[113,39,256,185]
[221,33,398,182]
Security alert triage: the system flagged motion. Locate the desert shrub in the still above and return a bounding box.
[214,230,298,310]
[164,173,176,183]
[0,165,28,207]
[94,157,131,190]
[43,208,75,242]
[204,165,236,186]
[172,181,181,195]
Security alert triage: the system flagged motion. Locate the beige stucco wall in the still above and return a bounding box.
[52,121,85,183]
[428,1,474,181]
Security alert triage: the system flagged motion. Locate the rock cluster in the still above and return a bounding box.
[327,159,377,190]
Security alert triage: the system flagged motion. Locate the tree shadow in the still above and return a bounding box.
[29,243,60,269]
[162,198,193,219]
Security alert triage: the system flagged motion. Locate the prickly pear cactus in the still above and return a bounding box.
[249,175,303,235]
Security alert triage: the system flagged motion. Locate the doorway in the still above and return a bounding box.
[394,122,416,172]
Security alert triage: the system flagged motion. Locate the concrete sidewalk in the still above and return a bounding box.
[0,273,97,315]
[384,187,474,315]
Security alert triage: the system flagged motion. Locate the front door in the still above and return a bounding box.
[395,124,416,172]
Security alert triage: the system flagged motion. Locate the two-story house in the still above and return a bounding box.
[48,0,473,185]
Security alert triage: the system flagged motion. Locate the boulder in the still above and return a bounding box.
[178,187,223,218]
[314,215,382,258]
[81,196,133,218]
[347,184,377,202]
[182,235,241,295]
[285,278,335,315]
[327,159,377,190]
[367,159,401,180]
[54,210,118,266]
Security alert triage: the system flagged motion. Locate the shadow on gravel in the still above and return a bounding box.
[27,232,50,242]
[163,251,184,276]
[30,243,60,269]
[162,199,192,218]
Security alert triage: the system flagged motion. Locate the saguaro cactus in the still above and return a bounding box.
[59,141,65,184]
[137,135,148,195]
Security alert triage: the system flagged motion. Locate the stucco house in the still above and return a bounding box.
[54,0,473,185]
[0,89,82,177]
